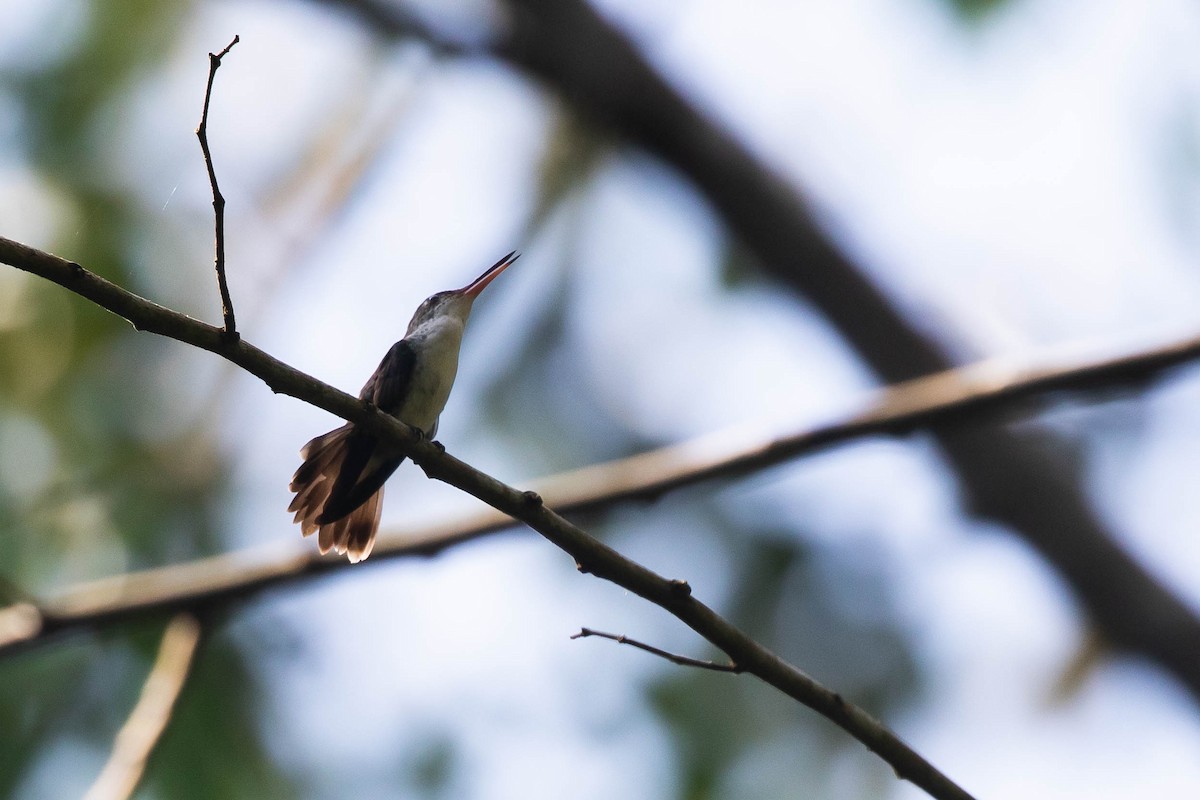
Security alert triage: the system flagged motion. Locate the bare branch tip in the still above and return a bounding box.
[213,35,240,61]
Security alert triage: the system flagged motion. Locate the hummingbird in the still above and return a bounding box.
[288,251,519,562]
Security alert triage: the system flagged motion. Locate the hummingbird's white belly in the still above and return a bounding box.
[397,317,465,434]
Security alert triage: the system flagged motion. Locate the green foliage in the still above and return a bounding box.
[13,0,190,181]
[148,630,297,799]
[400,732,462,799]
[0,2,292,797]
[938,0,1013,22]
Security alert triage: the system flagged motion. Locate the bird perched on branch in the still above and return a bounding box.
[288,251,519,562]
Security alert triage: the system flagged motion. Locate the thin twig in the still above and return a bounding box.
[196,35,240,338]
[83,614,202,800]
[0,238,975,800]
[572,627,741,673]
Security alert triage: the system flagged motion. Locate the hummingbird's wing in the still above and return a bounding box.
[290,340,421,562]
[360,339,418,413]
[316,339,418,524]
[288,425,385,562]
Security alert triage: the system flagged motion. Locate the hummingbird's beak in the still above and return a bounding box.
[460,251,519,298]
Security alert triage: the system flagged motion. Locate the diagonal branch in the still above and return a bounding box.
[312,0,1200,711]
[0,237,974,800]
[83,614,202,800]
[196,35,240,337]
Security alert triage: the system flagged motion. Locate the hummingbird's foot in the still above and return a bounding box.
[406,426,439,448]
[522,490,543,507]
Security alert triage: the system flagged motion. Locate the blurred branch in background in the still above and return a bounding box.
[0,237,974,800]
[83,614,202,800]
[310,0,1200,706]
[0,7,274,792]
[2,247,1199,690]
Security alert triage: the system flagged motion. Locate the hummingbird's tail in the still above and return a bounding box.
[289,425,384,563]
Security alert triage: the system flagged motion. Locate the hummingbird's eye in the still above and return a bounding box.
[420,293,448,313]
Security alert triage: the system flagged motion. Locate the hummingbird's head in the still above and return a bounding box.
[406,251,519,334]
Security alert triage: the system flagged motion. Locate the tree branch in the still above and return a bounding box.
[4,231,1200,700]
[309,0,1200,711]
[572,627,741,673]
[83,614,202,800]
[0,268,1194,658]
[0,237,973,800]
[196,35,240,337]
[305,0,473,55]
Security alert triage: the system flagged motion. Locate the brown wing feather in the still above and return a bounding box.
[313,486,383,562]
[290,340,417,562]
[290,425,352,540]
[290,423,387,562]
[343,486,384,563]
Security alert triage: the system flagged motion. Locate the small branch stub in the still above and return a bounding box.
[196,34,240,338]
[668,578,692,596]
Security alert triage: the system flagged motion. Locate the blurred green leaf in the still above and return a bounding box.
[938,0,1013,21]
[0,2,298,797]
